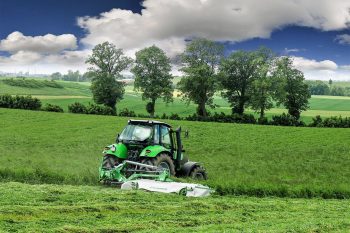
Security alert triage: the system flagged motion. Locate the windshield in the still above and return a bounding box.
[119,124,152,142]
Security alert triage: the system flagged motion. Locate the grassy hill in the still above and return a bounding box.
[1,108,350,198]
[1,79,350,122]
[0,182,349,232]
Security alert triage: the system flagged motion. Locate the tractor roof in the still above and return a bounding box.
[128,119,172,128]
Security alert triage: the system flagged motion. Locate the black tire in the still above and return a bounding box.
[141,153,176,176]
[190,166,207,180]
[102,154,120,169]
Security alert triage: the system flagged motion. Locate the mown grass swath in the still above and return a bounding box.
[1,182,349,232]
[1,108,349,198]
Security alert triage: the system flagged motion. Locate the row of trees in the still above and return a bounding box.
[86,39,310,120]
[51,70,92,82]
[307,80,350,96]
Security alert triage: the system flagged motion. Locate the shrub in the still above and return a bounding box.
[118,108,136,117]
[169,113,182,120]
[309,115,323,127]
[0,94,41,110]
[68,102,87,114]
[0,94,14,108]
[160,113,169,119]
[86,103,116,116]
[309,116,350,128]
[270,113,305,127]
[42,104,64,113]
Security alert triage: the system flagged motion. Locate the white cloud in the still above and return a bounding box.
[78,0,350,57]
[0,31,77,54]
[335,34,350,45]
[0,50,89,74]
[292,57,338,71]
[291,57,350,81]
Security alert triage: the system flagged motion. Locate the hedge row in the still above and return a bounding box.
[68,102,116,116]
[1,96,350,128]
[2,78,63,89]
[0,94,41,110]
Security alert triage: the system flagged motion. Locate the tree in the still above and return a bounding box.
[273,57,311,119]
[248,62,274,119]
[219,48,274,115]
[306,80,330,95]
[63,70,81,81]
[50,72,62,81]
[177,38,223,117]
[131,45,173,117]
[86,42,132,110]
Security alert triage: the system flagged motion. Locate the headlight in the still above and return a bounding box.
[110,146,116,152]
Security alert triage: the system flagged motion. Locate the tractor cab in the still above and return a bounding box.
[99,119,207,182]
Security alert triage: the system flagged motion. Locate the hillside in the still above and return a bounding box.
[1,108,350,198]
[1,79,350,122]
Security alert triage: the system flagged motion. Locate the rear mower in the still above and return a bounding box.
[99,120,210,196]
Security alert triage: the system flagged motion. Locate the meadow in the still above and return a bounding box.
[0,182,349,232]
[1,108,350,198]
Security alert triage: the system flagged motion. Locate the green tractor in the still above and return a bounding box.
[99,119,207,184]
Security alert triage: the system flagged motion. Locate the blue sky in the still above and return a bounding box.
[1,0,350,80]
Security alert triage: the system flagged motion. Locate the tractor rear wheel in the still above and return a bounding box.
[141,153,176,176]
[190,166,207,180]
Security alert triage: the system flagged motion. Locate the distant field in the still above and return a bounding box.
[1,79,350,122]
[1,108,350,198]
[0,182,349,232]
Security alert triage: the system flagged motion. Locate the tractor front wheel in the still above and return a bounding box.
[190,166,207,180]
[142,153,176,176]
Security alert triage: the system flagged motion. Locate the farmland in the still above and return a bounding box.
[0,182,349,232]
[1,108,350,198]
[1,79,350,231]
[1,79,350,122]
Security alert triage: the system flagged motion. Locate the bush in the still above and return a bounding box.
[86,103,116,116]
[0,94,14,108]
[185,112,256,124]
[118,108,136,117]
[0,94,41,110]
[68,102,87,114]
[270,113,305,127]
[169,113,182,120]
[42,104,64,113]
[309,115,350,128]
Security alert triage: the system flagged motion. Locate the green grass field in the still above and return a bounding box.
[1,182,349,232]
[1,108,350,198]
[2,79,350,123]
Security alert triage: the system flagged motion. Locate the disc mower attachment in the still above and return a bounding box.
[121,179,212,197]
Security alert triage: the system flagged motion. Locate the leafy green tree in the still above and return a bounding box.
[86,42,132,111]
[50,72,62,81]
[219,48,274,115]
[131,45,173,117]
[248,77,274,119]
[177,38,223,117]
[273,57,311,119]
[63,70,81,82]
[306,80,330,95]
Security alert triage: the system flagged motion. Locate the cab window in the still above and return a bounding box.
[160,125,171,148]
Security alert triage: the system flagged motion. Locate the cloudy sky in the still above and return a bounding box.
[1,0,350,80]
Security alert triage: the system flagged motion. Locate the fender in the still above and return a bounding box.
[102,143,128,159]
[139,145,171,158]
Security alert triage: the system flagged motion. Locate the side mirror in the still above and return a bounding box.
[115,133,120,143]
[184,130,189,138]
